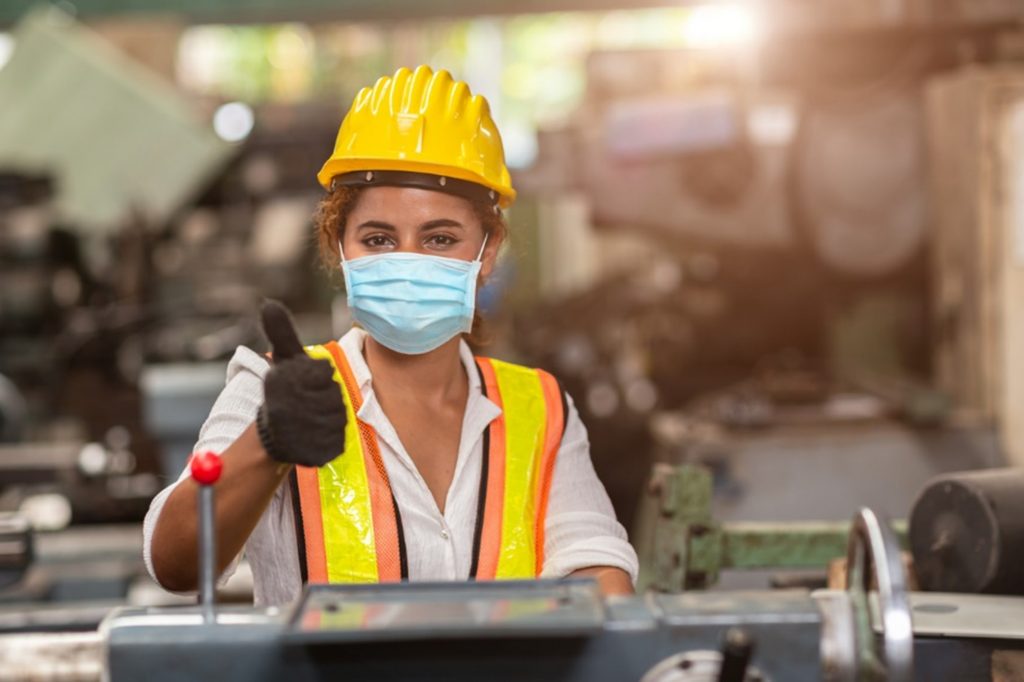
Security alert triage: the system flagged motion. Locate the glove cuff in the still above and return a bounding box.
[256,403,285,463]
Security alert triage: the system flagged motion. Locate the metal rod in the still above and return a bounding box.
[717,627,754,682]
[198,484,216,624]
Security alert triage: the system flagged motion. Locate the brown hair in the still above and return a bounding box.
[313,185,509,348]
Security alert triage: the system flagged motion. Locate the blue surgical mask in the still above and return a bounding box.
[339,238,487,355]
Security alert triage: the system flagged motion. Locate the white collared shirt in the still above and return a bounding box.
[143,328,638,606]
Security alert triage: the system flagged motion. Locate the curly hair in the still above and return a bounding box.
[313,186,509,348]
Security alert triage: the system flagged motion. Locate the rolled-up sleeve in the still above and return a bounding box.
[540,392,639,584]
[141,346,269,590]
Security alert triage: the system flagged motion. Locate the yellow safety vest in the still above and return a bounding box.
[291,341,567,583]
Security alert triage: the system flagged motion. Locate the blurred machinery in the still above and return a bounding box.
[0,10,337,614]
[633,461,1024,603]
[926,66,1024,466]
[633,388,1002,590]
[0,170,160,526]
[514,22,1024,530]
[0,9,341,487]
[633,463,911,594]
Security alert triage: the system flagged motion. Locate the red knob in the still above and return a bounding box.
[190,451,223,485]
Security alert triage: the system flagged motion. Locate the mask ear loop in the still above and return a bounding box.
[337,238,352,294]
[475,234,489,263]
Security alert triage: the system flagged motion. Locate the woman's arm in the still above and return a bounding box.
[147,304,347,593]
[542,392,640,595]
[569,566,634,596]
[149,423,290,592]
[143,345,271,592]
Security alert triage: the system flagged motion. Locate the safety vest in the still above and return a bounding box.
[289,341,567,583]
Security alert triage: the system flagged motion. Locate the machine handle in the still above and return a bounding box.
[845,508,913,681]
[190,450,223,485]
[717,628,754,682]
[190,451,222,624]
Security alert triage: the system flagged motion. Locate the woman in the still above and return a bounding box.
[145,65,637,605]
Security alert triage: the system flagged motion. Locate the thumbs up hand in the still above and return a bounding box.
[256,300,348,468]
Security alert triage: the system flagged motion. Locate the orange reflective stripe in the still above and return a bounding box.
[324,342,403,583]
[533,370,564,575]
[303,343,378,583]
[296,464,328,583]
[269,349,328,583]
[474,357,506,581]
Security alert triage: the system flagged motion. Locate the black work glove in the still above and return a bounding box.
[256,300,347,467]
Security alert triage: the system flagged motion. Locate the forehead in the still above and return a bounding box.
[347,186,478,224]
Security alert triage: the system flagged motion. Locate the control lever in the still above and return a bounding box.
[639,627,764,681]
[846,507,913,682]
[717,628,754,682]
[190,451,223,624]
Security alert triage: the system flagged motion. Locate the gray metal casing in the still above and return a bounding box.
[104,580,825,681]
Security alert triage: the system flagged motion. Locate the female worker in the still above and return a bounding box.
[144,65,637,606]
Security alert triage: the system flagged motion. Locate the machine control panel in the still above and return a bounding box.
[287,579,606,642]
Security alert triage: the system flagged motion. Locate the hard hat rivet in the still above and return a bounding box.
[365,171,374,182]
[439,177,447,186]
[489,190,496,199]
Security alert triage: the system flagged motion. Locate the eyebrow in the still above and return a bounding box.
[355,220,396,232]
[355,218,465,232]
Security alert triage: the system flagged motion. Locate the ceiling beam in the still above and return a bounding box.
[0,0,693,28]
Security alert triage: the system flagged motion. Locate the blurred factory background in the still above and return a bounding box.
[3,0,1024,668]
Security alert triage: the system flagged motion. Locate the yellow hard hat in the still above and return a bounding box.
[317,65,516,209]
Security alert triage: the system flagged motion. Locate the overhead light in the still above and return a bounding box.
[682,3,761,49]
[213,101,255,142]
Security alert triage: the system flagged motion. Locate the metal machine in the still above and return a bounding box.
[97,505,924,682]
[6,458,1024,681]
[909,468,1024,596]
[633,463,910,593]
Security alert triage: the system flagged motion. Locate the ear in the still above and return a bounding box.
[478,232,501,281]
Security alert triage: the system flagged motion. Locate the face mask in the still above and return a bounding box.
[339,237,487,355]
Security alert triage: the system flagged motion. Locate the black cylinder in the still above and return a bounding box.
[718,628,754,682]
[910,468,1024,594]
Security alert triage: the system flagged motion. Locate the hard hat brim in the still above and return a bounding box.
[317,158,516,209]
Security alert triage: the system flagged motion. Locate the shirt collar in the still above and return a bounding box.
[335,328,502,489]
[337,327,495,414]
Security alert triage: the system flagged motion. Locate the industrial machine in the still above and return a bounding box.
[633,463,910,594]
[5,457,1024,681]
[632,404,1002,592]
[909,468,1024,596]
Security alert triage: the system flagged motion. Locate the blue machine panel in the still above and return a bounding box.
[286,579,606,643]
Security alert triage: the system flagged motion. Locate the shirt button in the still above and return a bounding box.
[440,529,449,540]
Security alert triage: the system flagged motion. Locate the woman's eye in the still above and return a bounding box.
[427,234,457,247]
[363,235,394,248]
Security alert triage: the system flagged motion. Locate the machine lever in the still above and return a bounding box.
[717,628,753,682]
[846,507,913,681]
[190,451,223,625]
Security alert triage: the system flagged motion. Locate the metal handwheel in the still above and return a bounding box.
[845,507,914,682]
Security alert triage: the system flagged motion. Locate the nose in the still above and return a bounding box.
[394,238,425,254]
